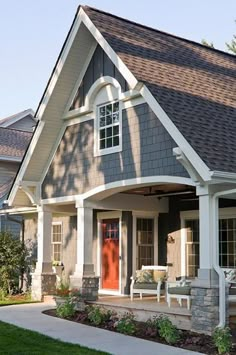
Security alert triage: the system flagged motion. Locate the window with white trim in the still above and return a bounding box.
[136,218,154,269]
[184,216,236,276]
[52,222,62,262]
[97,101,121,155]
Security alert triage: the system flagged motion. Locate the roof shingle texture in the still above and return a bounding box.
[83,6,236,173]
[0,127,32,159]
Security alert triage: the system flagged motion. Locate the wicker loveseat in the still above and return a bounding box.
[130,265,168,302]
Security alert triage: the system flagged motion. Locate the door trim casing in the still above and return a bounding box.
[97,211,122,295]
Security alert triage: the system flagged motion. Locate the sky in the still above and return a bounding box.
[0,0,235,118]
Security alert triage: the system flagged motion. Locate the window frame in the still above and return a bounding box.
[51,222,63,263]
[94,100,122,157]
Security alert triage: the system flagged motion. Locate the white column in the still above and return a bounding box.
[35,206,52,273]
[196,186,218,286]
[74,202,94,277]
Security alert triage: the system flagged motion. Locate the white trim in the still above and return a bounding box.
[80,8,138,89]
[211,171,236,181]
[51,221,63,262]
[97,211,122,294]
[41,176,195,205]
[94,99,122,157]
[0,155,22,163]
[0,207,37,215]
[180,207,236,277]
[132,212,159,275]
[7,121,45,206]
[140,85,211,182]
[63,43,98,117]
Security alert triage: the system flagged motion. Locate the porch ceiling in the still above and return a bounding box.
[122,183,196,198]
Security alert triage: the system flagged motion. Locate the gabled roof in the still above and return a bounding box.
[0,109,35,128]
[83,6,236,173]
[0,127,32,161]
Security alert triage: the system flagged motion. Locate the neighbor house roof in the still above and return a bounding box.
[0,108,35,128]
[83,6,236,173]
[0,127,32,160]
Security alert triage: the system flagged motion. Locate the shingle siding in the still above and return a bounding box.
[70,44,129,110]
[42,103,188,199]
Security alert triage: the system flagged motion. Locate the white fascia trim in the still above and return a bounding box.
[81,176,195,200]
[80,8,138,89]
[36,15,83,121]
[7,121,45,206]
[140,85,211,182]
[211,170,236,181]
[0,109,35,127]
[41,175,195,205]
[0,207,37,215]
[0,155,22,163]
[63,42,98,117]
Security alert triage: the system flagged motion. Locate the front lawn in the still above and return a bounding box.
[0,321,109,354]
[0,294,39,307]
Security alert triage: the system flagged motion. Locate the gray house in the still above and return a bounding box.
[3,6,236,334]
[0,109,35,234]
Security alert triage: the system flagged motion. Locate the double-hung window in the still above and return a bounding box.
[96,101,121,155]
[52,222,62,262]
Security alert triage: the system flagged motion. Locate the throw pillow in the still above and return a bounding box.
[153,270,167,282]
[136,269,153,283]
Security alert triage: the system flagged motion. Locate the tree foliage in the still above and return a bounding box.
[0,232,29,294]
[202,21,236,54]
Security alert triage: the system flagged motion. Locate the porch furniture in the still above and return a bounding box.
[223,268,236,301]
[130,265,168,302]
[167,279,191,310]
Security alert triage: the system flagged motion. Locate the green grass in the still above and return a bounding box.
[0,321,109,354]
[0,297,39,307]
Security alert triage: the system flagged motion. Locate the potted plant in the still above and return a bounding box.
[53,279,70,306]
[52,261,64,275]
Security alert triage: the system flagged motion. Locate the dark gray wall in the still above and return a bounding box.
[42,103,188,199]
[122,211,133,294]
[70,45,129,110]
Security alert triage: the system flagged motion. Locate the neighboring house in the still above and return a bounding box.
[2,6,236,334]
[0,109,35,234]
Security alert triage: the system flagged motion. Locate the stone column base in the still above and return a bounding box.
[191,286,219,335]
[70,275,99,301]
[31,272,56,301]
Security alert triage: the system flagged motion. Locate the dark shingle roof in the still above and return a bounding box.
[83,6,236,173]
[0,127,32,159]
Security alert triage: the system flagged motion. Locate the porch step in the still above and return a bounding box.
[43,295,56,305]
[89,296,192,331]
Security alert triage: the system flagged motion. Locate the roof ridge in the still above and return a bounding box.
[82,5,236,60]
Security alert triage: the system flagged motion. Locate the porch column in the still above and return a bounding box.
[31,206,56,300]
[70,201,98,300]
[191,186,219,334]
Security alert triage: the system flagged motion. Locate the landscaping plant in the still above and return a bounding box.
[56,299,76,318]
[0,232,29,294]
[157,315,180,344]
[213,326,232,354]
[115,312,137,335]
[54,279,70,297]
[87,306,112,326]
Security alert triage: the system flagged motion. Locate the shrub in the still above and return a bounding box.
[0,232,29,294]
[0,288,7,301]
[56,300,76,318]
[145,316,159,337]
[115,312,137,335]
[157,315,180,344]
[87,306,111,326]
[213,327,232,354]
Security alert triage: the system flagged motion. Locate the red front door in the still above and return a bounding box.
[102,219,119,290]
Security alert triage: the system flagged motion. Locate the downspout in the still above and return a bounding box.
[212,193,225,328]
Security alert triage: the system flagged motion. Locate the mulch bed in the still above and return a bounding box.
[43,309,236,354]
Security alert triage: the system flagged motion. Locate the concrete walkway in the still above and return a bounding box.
[0,303,203,355]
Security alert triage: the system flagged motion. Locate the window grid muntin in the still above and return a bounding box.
[98,101,120,150]
[52,223,62,262]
